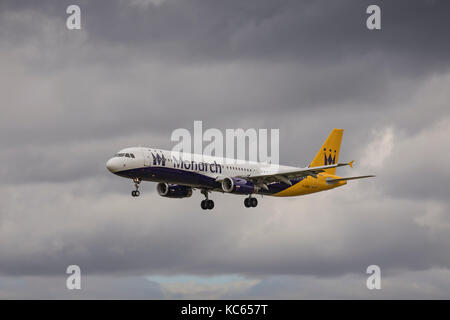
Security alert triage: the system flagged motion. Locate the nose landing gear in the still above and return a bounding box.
[131,178,141,197]
[244,195,258,208]
[200,189,214,210]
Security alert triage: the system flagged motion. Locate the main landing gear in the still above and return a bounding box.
[200,189,214,210]
[244,195,258,208]
[131,178,141,197]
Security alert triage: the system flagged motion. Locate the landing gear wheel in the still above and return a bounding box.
[131,190,140,197]
[244,197,258,208]
[131,178,141,197]
[200,190,214,211]
[201,200,214,210]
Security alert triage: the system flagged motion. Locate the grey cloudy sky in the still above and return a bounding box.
[1,0,450,299]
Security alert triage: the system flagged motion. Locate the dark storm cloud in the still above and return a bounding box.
[226,269,450,299]
[0,0,447,141]
[1,183,449,279]
[2,0,450,70]
[0,275,164,299]
[1,0,448,148]
[83,0,450,72]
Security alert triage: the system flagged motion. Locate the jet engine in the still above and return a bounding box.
[157,183,193,198]
[221,177,255,194]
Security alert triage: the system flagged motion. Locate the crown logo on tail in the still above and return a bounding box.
[324,148,337,165]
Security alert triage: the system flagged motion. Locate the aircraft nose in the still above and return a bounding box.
[106,158,120,173]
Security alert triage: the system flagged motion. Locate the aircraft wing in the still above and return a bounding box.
[326,175,375,184]
[247,161,355,188]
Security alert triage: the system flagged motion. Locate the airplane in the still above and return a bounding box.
[106,129,375,210]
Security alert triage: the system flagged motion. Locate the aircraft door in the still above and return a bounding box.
[144,149,152,166]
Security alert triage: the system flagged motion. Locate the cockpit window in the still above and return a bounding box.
[113,153,135,158]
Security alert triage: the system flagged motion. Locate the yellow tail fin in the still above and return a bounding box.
[309,129,344,175]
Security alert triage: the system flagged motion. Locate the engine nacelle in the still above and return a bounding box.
[221,177,255,194]
[157,183,193,198]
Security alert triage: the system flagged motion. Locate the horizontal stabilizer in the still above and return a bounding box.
[326,175,375,184]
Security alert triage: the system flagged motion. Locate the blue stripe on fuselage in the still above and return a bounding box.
[115,166,221,189]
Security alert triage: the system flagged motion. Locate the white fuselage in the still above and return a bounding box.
[106,147,298,187]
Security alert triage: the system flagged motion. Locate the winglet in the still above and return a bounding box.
[348,160,354,168]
